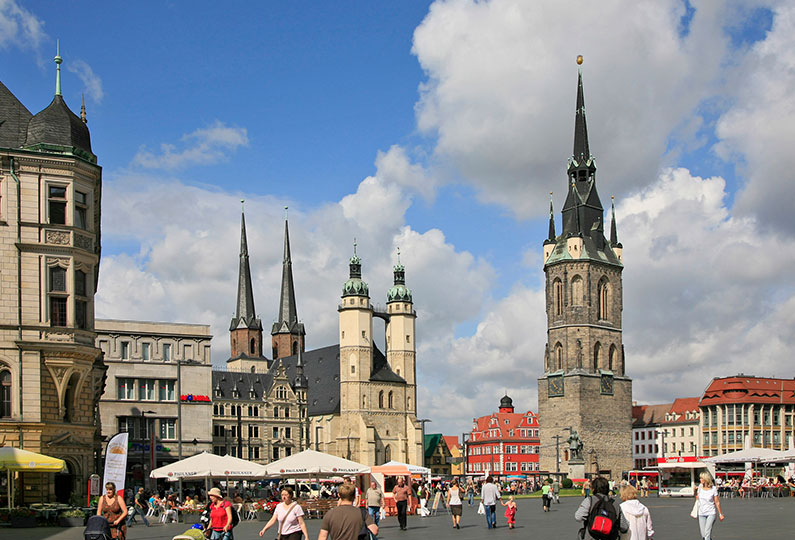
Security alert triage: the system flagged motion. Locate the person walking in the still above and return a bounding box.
[500,495,517,529]
[695,472,724,540]
[318,484,376,540]
[480,475,501,529]
[575,477,628,539]
[259,487,309,540]
[364,481,385,528]
[127,487,150,527]
[207,487,234,540]
[582,478,591,499]
[97,482,128,540]
[541,480,551,512]
[620,485,654,540]
[392,476,412,531]
[446,478,463,529]
[466,480,475,506]
[639,477,649,498]
[552,479,561,504]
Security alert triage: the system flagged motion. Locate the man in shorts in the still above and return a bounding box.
[318,484,376,540]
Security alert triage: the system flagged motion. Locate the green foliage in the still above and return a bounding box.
[61,509,87,518]
[561,478,573,489]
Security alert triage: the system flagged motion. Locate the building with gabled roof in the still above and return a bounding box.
[443,435,464,475]
[631,398,702,469]
[424,434,452,476]
[466,395,540,478]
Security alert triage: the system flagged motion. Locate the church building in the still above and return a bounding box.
[537,60,633,477]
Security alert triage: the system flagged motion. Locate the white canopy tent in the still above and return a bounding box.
[262,449,370,477]
[150,452,268,479]
[702,447,788,464]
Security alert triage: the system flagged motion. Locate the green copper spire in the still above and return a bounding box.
[54,40,62,96]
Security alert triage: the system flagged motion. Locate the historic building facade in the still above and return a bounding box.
[424,434,452,476]
[537,63,633,477]
[466,395,541,477]
[95,319,213,488]
[0,54,106,503]
[699,375,795,455]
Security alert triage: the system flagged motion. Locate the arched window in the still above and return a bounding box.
[593,343,601,371]
[0,369,11,418]
[250,366,255,373]
[571,275,583,306]
[250,338,256,355]
[362,395,366,408]
[63,373,79,422]
[609,345,617,372]
[378,391,384,408]
[388,391,393,409]
[598,278,610,320]
[284,407,290,418]
[553,278,563,317]
[292,342,298,355]
[384,445,392,463]
[555,343,563,371]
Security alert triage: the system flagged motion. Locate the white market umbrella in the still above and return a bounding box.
[379,460,430,475]
[150,451,267,479]
[263,449,370,477]
[703,447,787,464]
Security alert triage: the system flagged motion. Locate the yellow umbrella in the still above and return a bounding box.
[0,447,65,509]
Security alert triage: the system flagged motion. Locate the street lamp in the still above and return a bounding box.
[140,410,155,490]
[418,419,432,468]
[177,357,201,502]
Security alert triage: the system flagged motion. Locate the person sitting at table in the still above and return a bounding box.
[185,495,198,509]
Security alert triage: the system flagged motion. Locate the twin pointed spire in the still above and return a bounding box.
[230,201,262,331]
[274,206,301,333]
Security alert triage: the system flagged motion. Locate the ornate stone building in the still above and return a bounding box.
[537,64,632,477]
[0,52,105,503]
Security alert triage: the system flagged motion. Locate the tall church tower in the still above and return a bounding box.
[385,251,417,415]
[338,243,373,404]
[229,208,264,360]
[271,211,305,359]
[537,59,632,477]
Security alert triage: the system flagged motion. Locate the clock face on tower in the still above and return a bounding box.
[600,374,614,395]
[548,375,564,397]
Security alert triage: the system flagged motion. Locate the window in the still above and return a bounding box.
[49,266,67,327]
[118,378,135,400]
[142,343,151,361]
[273,427,279,438]
[553,279,563,316]
[608,346,616,372]
[48,185,67,224]
[251,447,260,460]
[118,417,133,434]
[0,370,11,417]
[571,275,583,306]
[388,391,393,409]
[250,338,256,355]
[273,447,279,460]
[555,343,563,370]
[285,427,291,439]
[159,380,175,401]
[163,343,171,362]
[273,407,279,418]
[160,419,176,440]
[598,278,610,320]
[74,191,88,230]
[378,391,384,408]
[74,269,88,329]
[593,343,601,371]
[121,342,130,360]
[139,379,156,401]
[183,344,193,360]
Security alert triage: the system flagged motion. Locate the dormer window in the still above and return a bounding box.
[214,388,222,398]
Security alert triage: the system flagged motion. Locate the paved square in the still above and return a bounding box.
[7,496,793,540]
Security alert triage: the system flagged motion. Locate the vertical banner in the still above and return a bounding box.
[103,432,129,496]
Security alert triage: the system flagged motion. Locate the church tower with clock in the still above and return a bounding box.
[537,59,633,477]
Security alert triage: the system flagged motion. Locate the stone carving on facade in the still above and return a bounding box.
[45,230,71,245]
[74,234,93,251]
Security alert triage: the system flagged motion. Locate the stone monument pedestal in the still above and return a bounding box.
[568,459,586,479]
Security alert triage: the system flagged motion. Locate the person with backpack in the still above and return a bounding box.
[574,476,628,540]
[207,488,236,540]
[317,483,377,540]
[619,485,653,540]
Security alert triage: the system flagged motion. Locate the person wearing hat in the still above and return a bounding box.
[207,488,234,540]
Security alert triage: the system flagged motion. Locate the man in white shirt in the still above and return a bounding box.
[480,476,501,529]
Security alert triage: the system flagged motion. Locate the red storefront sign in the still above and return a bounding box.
[180,394,211,402]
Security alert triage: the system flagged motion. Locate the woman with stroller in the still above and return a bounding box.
[96,482,128,540]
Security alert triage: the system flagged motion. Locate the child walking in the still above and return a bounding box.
[501,495,517,529]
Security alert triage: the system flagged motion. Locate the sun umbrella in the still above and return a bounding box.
[263,449,370,477]
[0,447,66,509]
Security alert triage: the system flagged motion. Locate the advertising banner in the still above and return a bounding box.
[103,432,129,495]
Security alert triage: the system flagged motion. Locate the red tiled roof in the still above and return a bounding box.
[443,435,459,450]
[470,410,538,441]
[700,376,795,406]
[632,403,670,427]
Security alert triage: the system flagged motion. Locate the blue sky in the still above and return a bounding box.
[3,0,794,437]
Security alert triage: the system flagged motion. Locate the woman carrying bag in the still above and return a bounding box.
[207,488,234,540]
[691,472,724,540]
[259,487,309,540]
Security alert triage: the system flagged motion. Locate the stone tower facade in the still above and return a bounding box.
[271,215,305,359]
[537,65,632,477]
[0,52,106,503]
[229,210,264,360]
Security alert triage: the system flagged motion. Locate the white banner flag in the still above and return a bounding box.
[103,432,129,495]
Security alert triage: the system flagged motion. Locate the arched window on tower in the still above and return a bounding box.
[362,395,366,408]
[378,391,384,408]
[593,343,602,371]
[598,278,610,320]
[250,338,256,355]
[553,278,563,317]
[555,343,563,371]
[384,444,392,463]
[388,391,393,409]
[292,341,298,355]
[571,275,583,306]
[609,345,617,372]
[0,369,11,418]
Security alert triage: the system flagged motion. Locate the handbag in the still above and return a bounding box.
[275,502,298,540]
[477,502,485,515]
[689,497,699,519]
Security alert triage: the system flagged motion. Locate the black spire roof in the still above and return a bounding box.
[272,214,304,336]
[230,210,262,331]
[572,69,590,164]
[500,394,513,409]
[25,95,93,158]
[545,194,556,244]
[610,197,621,247]
[0,81,32,149]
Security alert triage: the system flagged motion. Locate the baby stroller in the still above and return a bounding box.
[84,516,113,540]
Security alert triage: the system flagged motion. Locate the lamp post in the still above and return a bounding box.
[140,410,155,490]
[177,357,200,503]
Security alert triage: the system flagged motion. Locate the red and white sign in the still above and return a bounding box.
[656,456,704,464]
[180,394,211,402]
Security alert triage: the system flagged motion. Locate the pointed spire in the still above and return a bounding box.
[342,239,369,298]
[230,202,261,331]
[80,94,87,124]
[610,196,621,247]
[387,246,412,303]
[547,192,556,241]
[54,40,63,96]
[276,207,299,329]
[573,56,590,163]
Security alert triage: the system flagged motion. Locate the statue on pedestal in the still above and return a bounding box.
[567,429,584,461]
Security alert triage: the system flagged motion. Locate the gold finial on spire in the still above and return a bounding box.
[80,93,87,123]
[577,55,583,65]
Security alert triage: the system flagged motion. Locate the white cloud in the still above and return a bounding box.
[132,121,249,170]
[411,0,729,218]
[67,59,104,103]
[0,0,46,51]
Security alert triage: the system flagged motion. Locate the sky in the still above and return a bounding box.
[2,0,795,439]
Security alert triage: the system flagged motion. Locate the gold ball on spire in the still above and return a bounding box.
[576,55,583,65]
